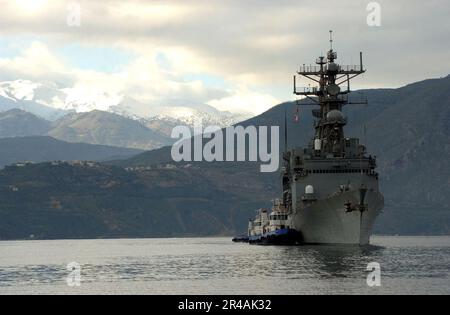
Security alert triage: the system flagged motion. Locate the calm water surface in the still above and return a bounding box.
[0,236,449,295]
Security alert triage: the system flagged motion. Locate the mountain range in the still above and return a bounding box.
[0,108,172,150]
[0,75,449,239]
[0,79,251,150]
[0,79,250,127]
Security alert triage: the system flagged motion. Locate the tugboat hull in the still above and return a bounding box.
[241,190,383,246]
[249,228,303,245]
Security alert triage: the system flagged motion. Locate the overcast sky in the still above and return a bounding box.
[0,0,449,115]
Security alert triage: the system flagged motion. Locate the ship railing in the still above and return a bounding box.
[295,86,318,94]
[339,65,364,72]
[298,65,322,73]
[298,64,363,73]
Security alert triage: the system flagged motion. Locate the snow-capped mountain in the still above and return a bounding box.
[0,80,120,117]
[0,80,41,101]
[0,80,69,120]
[0,80,251,127]
[146,106,250,128]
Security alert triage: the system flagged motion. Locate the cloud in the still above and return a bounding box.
[0,41,73,85]
[0,0,449,115]
[0,40,257,116]
[208,87,280,115]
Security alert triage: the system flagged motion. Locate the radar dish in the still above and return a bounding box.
[327,84,340,96]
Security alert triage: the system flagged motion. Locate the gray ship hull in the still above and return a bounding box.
[292,190,384,245]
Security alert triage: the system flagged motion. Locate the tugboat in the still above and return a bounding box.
[247,200,302,245]
[236,32,384,245]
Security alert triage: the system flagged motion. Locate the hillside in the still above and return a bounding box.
[0,108,174,151]
[0,76,449,239]
[0,136,143,168]
[0,109,51,138]
[47,110,172,150]
[0,162,270,239]
[114,75,450,235]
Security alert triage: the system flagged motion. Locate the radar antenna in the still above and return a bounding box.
[293,31,367,109]
[293,31,368,156]
[329,30,333,50]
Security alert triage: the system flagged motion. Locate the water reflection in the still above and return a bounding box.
[0,245,385,285]
[0,237,449,294]
[261,244,384,280]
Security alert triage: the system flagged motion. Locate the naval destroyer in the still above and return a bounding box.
[242,32,384,245]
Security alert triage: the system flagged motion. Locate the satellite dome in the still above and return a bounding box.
[305,185,314,195]
[326,110,345,122]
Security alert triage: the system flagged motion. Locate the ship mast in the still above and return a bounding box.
[293,31,367,157]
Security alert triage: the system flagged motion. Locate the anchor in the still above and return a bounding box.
[345,185,368,213]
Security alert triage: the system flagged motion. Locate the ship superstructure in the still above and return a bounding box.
[245,32,384,245]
